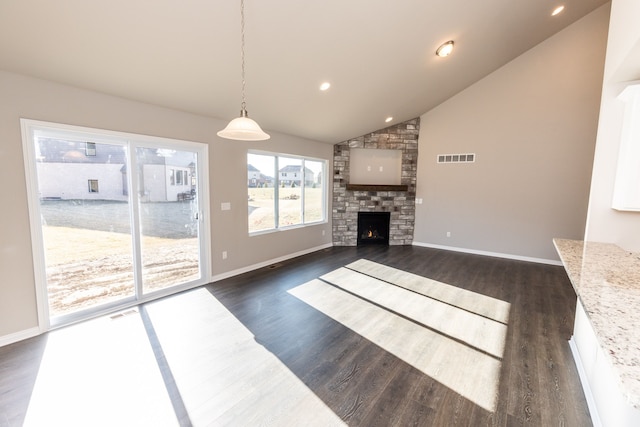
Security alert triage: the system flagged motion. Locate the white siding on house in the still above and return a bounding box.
[141,164,167,202]
[36,163,127,201]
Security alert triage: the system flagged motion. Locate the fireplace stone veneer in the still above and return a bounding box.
[332,118,419,246]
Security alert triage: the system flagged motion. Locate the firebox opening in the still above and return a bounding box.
[357,212,391,246]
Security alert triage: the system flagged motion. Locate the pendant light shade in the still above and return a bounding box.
[218,0,270,141]
[217,108,270,141]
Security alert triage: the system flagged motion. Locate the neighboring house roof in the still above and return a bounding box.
[38,139,195,167]
[37,138,127,164]
[248,164,273,181]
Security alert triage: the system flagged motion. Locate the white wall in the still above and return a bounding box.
[0,70,332,339]
[585,0,640,251]
[413,5,610,262]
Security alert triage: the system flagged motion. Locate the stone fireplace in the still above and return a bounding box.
[332,118,419,246]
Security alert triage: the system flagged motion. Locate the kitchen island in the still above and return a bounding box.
[554,238,640,426]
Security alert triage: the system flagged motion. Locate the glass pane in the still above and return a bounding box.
[35,136,135,317]
[304,160,324,223]
[278,157,302,227]
[248,153,276,232]
[136,148,200,293]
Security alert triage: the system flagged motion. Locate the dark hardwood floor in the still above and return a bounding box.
[0,245,591,426]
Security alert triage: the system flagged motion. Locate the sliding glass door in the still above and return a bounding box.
[22,120,210,328]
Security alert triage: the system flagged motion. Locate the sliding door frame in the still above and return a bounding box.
[21,119,212,332]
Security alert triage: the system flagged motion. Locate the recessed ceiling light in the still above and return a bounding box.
[436,40,454,57]
[551,5,565,16]
[385,117,393,123]
[319,82,331,91]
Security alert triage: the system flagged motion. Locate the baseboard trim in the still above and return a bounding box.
[569,337,602,427]
[412,241,562,266]
[210,243,334,283]
[0,326,42,348]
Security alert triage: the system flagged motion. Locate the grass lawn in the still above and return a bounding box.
[39,200,200,317]
[248,187,323,231]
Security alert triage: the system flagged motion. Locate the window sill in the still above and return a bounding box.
[249,220,328,236]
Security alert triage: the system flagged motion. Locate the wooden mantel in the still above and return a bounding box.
[345,184,408,192]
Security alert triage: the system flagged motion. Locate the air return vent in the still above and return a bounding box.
[437,153,475,164]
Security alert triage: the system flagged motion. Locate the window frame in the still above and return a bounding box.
[247,150,327,235]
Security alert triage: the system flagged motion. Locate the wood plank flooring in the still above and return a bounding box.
[0,245,592,426]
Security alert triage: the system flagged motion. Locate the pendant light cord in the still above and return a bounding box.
[217,0,269,139]
[240,0,247,113]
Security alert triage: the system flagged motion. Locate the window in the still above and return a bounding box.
[85,142,96,156]
[176,169,183,185]
[170,169,175,185]
[88,179,99,193]
[248,152,326,233]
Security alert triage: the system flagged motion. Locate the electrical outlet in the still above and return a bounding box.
[446,231,451,237]
[222,251,227,259]
[322,230,325,236]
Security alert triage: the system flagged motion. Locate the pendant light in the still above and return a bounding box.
[218,0,270,141]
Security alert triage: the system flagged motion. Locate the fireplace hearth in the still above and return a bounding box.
[357,212,391,245]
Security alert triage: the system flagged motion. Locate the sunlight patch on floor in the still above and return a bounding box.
[321,267,507,358]
[346,259,511,324]
[23,313,177,426]
[143,288,346,426]
[288,259,511,413]
[24,288,345,426]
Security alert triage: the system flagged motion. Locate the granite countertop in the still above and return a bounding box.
[553,238,640,408]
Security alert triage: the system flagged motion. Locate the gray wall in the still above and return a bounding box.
[0,70,332,339]
[413,5,610,262]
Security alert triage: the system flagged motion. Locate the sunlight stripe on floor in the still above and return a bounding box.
[346,259,511,324]
[288,279,502,412]
[320,267,507,358]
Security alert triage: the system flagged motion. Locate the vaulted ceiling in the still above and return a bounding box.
[0,0,609,143]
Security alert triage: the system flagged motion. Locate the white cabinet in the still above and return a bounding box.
[571,299,640,426]
[612,83,640,211]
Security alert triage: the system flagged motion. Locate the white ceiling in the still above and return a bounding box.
[0,0,609,143]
